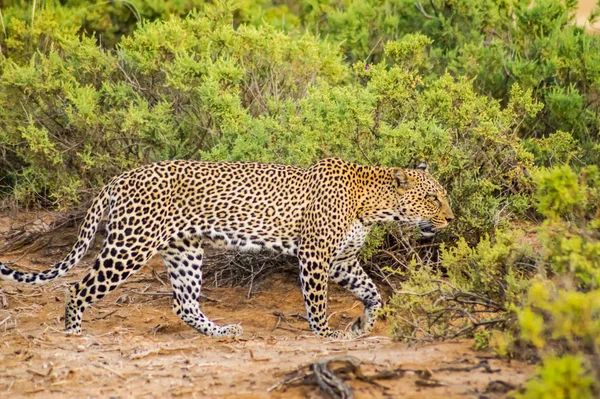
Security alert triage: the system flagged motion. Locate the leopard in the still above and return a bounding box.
[0,158,453,339]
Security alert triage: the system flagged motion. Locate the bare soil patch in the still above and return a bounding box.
[577,0,600,31]
[0,215,532,398]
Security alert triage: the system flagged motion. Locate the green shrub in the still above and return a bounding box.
[385,163,600,380]
[0,10,538,248]
[520,281,600,353]
[0,0,212,50]
[385,229,535,341]
[535,165,600,288]
[524,130,581,168]
[515,165,600,396]
[514,355,595,399]
[295,0,600,164]
[0,11,345,207]
[516,283,600,397]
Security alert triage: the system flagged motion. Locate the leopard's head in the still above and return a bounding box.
[393,163,454,237]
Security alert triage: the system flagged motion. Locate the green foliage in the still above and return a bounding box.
[534,165,600,288]
[0,8,537,250]
[0,0,211,50]
[385,163,600,398]
[2,0,598,162]
[0,11,345,207]
[520,281,600,352]
[474,328,492,350]
[535,165,597,220]
[515,355,595,399]
[515,165,600,396]
[442,232,533,304]
[516,284,600,397]
[525,130,581,168]
[385,230,534,341]
[359,224,387,259]
[293,0,600,163]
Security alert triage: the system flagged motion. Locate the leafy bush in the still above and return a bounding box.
[385,229,535,342]
[516,282,600,397]
[292,0,600,164]
[0,11,538,249]
[515,355,595,399]
[535,165,600,288]
[0,0,212,49]
[384,164,600,397]
[0,10,344,206]
[514,166,600,396]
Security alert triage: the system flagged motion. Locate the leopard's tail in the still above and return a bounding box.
[0,185,111,285]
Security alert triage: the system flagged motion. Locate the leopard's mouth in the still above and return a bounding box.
[419,225,436,237]
[417,221,437,237]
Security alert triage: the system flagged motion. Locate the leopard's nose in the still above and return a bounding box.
[445,216,454,222]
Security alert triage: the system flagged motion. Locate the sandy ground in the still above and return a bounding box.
[0,214,533,399]
[577,0,600,31]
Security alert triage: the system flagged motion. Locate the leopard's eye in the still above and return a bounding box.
[426,193,440,204]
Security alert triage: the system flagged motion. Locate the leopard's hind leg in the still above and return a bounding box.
[160,237,242,338]
[65,241,156,334]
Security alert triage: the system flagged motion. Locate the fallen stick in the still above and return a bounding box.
[129,346,198,360]
[435,360,499,374]
[93,362,127,379]
[269,356,371,399]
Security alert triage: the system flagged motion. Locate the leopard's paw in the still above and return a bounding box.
[213,324,243,339]
[327,329,353,340]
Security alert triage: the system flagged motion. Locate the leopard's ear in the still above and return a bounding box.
[416,162,428,172]
[393,169,412,190]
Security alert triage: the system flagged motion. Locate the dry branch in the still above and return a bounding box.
[393,278,510,342]
[269,356,412,398]
[435,359,499,373]
[129,345,198,360]
[0,211,89,255]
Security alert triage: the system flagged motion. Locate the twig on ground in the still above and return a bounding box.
[129,346,198,360]
[272,311,306,332]
[152,269,166,286]
[0,288,8,308]
[93,362,126,379]
[269,356,409,398]
[289,313,308,321]
[312,357,359,399]
[0,315,11,327]
[27,366,53,378]
[435,360,499,374]
[89,309,119,322]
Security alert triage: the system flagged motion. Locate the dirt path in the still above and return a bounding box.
[578,0,600,31]
[0,217,532,398]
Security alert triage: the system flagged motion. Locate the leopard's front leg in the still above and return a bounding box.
[298,251,348,339]
[298,167,355,339]
[330,257,382,337]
